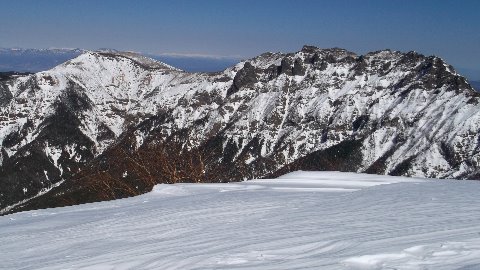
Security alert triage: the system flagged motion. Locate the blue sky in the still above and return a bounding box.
[1,0,479,79]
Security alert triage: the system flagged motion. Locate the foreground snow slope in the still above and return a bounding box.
[1,171,480,270]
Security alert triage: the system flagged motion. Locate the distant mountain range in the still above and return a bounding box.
[0,48,84,72]
[1,47,477,90]
[0,48,240,73]
[148,54,241,73]
[1,46,480,214]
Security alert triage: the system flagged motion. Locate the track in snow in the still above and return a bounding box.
[1,171,480,270]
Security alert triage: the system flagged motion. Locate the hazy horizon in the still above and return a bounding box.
[1,46,479,81]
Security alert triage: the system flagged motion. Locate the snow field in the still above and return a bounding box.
[1,171,480,269]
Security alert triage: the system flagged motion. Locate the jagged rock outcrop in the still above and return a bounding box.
[1,46,480,214]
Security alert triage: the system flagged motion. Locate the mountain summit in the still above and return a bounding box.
[1,46,479,214]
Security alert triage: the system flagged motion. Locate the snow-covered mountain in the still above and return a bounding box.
[0,47,240,73]
[1,46,480,213]
[2,171,480,269]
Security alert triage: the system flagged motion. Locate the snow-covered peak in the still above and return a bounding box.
[58,50,181,72]
[2,45,480,214]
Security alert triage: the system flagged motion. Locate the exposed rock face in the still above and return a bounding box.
[229,62,258,95]
[1,46,480,214]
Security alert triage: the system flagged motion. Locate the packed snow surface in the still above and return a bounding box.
[2,171,480,270]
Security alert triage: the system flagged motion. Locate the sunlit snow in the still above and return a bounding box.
[2,171,480,269]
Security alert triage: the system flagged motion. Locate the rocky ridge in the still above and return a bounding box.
[1,46,479,213]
